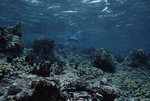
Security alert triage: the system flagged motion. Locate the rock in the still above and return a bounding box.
[29,78,64,101]
[93,48,116,73]
[0,23,24,60]
[5,77,65,101]
[101,85,118,101]
[8,83,23,95]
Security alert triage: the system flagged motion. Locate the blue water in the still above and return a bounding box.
[0,0,150,52]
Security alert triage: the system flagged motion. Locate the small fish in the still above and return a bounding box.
[67,30,87,42]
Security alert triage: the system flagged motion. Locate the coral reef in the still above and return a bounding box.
[124,49,149,67]
[93,48,117,73]
[1,23,150,101]
[0,23,24,61]
[0,44,150,100]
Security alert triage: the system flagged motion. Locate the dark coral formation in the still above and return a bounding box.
[25,53,34,66]
[124,49,149,67]
[0,23,24,60]
[31,37,55,63]
[93,48,116,73]
[32,37,55,55]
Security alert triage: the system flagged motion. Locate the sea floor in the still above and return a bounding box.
[0,45,150,101]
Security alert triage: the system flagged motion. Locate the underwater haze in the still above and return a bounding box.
[0,0,150,52]
[1,0,150,101]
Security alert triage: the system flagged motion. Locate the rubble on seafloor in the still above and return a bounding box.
[0,72,118,101]
[0,23,150,101]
